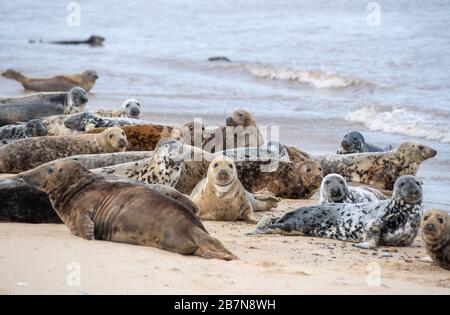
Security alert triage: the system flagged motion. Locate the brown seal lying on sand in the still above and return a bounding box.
[2,69,98,92]
[19,160,236,260]
[190,156,280,222]
[87,124,182,151]
[0,127,127,173]
[421,209,450,270]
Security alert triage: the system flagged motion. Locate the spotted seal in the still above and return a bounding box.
[0,119,48,147]
[214,141,290,162]
[18,160,235,260]
[311,142,437,190]
[251,175,423,249]
[0,87,88,126]
[0,127,127,173]
[2,69,98,92]
[63,112,147,132]
[190,156,280,222]
[319,174,387,204]
[421,209,450,270]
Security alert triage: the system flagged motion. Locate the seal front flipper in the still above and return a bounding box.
[247,190,281,212]
[76,213,95,240]
[354,222,381,250]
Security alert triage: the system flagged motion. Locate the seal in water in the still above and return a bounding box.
[250,175,423,250]
[1,69,98,92]
[19,160,236,260]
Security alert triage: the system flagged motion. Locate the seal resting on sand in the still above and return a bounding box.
[19,160,236,260]
[1,69,98,92]
[0,126,127,173]
[87,124,182,151]
[0,87,88,126]
[319,174,387,204]
[0,119,48,146]
[250,176,423,250]
[421,209,450,270]
[190,156,280,222]
[310,142,437,190]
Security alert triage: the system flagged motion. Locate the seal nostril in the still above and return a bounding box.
[427,223,435,232]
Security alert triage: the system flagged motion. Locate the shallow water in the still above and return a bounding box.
[0,0,449,209]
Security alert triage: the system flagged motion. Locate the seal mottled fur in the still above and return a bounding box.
[319,174,387,204]
[251,176,424,249]
[0,127,127,173]
[0,119,48,146]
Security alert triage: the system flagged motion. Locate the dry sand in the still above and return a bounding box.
[1,199,449,295]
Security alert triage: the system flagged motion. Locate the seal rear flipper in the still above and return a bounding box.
[191,227,237,260]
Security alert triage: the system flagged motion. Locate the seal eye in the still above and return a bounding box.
[213,163,219,168]
[126,103,130,108]
[47,167,54,174]
[438,218,444,224]
[109,134,114,139]
[400,182,406,188]
[121,132,125,136]
[229,164,233,169]
[423,216,429,221]
[325,180,330,185]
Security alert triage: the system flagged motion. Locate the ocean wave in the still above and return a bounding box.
[345,105,450,143]
[244,65,371,89]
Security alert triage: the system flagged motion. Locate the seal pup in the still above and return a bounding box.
[251,176,423,249]
[87,124,182,151]
[421,209,450,270]
[190,156,280,223]
[311,142,437,190]
[19,160,235,260]
[0,119,48,146]
[0,127,127,173]
[1,69,98,92]
[120,99,141,118]
[0,87,88,126]
[319,174,387,204]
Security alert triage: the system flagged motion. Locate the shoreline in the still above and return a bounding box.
[1,199,449,295]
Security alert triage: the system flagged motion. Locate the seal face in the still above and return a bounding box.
[319,174,386,204]
[421,209,450,270]
[19,160,236,260]
[64,87,89,114]
[121,99,141,118]
[251,175,423,249]
[0,119,48,146]
[190,156,279,222]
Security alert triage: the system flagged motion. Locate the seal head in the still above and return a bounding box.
[65,87,88,114]
[225,109,256,127]
[24,119,48,137]
[319,174,349,203]
[121,99,141,118]
[102,127,128,152]
[392,175,422,205]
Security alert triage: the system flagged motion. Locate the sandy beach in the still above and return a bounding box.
[1,198,449,295]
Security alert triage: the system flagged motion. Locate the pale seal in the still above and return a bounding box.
[1,69,98,92]
[421,209,450,270]
[0,126,127,173]
[18,160,236,260]
[250,175,423,250]
[0,119,48,147]
[319,174,387,204]
[311,142,437,190]
[190,156,280,222]
[214,141,290,162]
[120,99,141,118]
[0,87,88,126]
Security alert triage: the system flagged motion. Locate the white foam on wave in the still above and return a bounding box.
[346,105,450,143]
[244,64,370,89]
